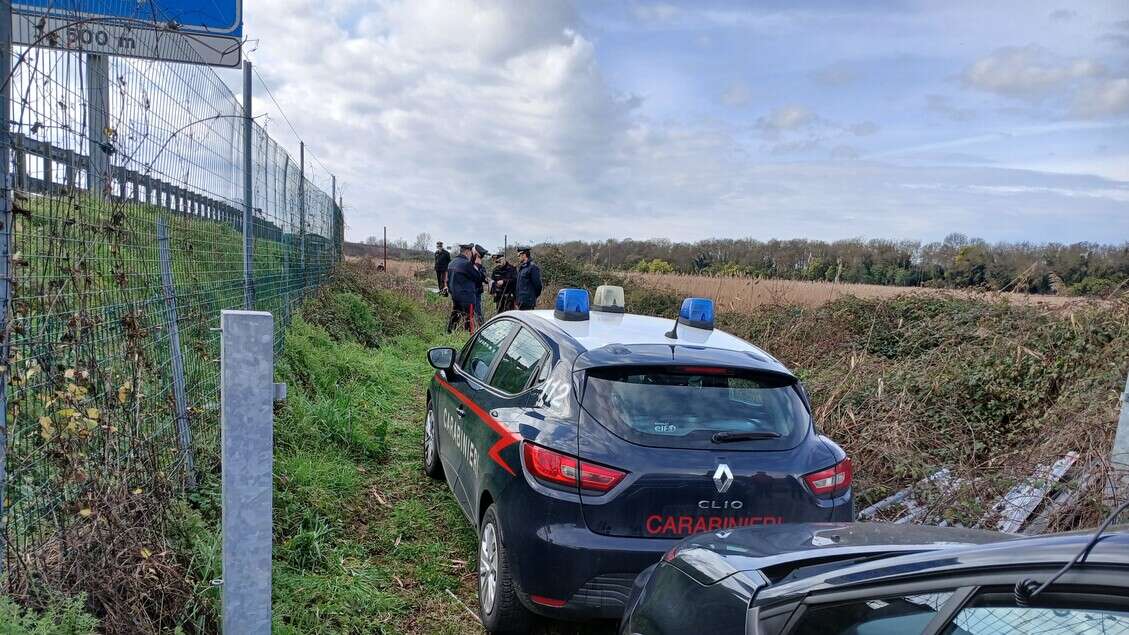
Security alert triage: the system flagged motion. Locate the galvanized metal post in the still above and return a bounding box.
[242,61,253,310]
[86,54,109,198]
[221,310,274,635]
[1113,371,1129,469]
[0,0,13,580]
[298,141,305,285]
[331,175,336,263]
[157,217,195,489]
[1110,371,1129,504]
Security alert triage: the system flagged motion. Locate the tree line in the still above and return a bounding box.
[534,235,1129,295]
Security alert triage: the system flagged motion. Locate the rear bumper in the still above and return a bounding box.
[502,517,677,620]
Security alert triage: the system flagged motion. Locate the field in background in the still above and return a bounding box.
[626,271,1099,310]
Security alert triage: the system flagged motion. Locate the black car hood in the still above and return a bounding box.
[667,522,1014,585]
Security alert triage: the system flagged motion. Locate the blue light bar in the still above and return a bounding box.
[678,297,714,330]
[554,288,590,321]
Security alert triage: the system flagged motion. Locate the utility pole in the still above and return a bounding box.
[383,225,387,271]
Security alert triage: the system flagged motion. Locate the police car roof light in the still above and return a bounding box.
[678,297,715,330]
[592,285,625,313]
[554,288,590,321]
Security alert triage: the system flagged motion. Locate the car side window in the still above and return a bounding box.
[791,591,954,635]
[460,320,516,383]
[941,590,1129,634]
[489,328,549,394]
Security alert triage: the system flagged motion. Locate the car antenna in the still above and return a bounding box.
[664,318,679,340]
[1014,498,1129,607]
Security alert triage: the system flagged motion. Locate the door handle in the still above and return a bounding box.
[456,404,467,417]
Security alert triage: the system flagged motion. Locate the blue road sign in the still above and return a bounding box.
[13,0,244,67]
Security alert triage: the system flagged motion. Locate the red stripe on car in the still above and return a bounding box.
[436,375,520,476]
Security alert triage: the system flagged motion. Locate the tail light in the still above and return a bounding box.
[522,442,627,493]
[804,458,852,497]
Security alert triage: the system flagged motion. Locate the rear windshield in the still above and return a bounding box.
[581,366,809,450]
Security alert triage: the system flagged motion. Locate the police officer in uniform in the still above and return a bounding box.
[446,243,485,333]
[491,253,517,313]
[515,247,543,310]
[472,244,489,324]
[434,241,451,295]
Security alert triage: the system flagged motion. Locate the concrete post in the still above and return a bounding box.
[221,310,274,634]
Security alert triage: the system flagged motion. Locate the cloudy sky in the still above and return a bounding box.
[242,0,1129,247]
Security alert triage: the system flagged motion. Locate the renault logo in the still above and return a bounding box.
[713,463,733,494]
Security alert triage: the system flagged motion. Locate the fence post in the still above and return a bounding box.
[0,0,13,581]
[242,60,254,310]
[86,54,109,198]
[298,141,305,289]
[1110,370,1129,502]
[157,217,195,490]
[221,310,274,634]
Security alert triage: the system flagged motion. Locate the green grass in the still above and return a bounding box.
[168,264,618,633]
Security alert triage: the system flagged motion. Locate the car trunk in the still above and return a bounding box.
[574,363,839,539]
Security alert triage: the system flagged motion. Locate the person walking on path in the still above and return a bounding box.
[434,241,451,295]
[446,243,485,333]
[491,253,517,313]
[515,247,543,310]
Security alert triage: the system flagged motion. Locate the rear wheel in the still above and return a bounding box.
[478,504,531,633]
[423,401,443,479]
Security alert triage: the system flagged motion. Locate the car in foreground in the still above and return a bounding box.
[423,287,853,633]
[620,518,1129,635]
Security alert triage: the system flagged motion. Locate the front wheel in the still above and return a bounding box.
[479,504,532,633]
[423,400,443,479]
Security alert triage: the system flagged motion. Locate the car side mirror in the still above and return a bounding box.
[427,347,456,371]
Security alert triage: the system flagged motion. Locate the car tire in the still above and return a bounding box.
[423,399,444,480]
[478,504,532,634]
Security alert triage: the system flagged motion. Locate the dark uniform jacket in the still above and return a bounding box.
[434,248,451,272]
[516,260,543,307]
[447,255,485,305]
[491,263,517,299]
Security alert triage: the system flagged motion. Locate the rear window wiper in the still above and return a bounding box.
[711,431,781,443]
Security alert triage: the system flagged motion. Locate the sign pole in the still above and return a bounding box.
[242,60,253,310]
[86,54,109,198]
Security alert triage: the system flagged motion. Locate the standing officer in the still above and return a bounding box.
[472,244,489,324]
[515,247,543,310]
[446,243,485,333]
[491,253,517,313]
[434,241,451,295]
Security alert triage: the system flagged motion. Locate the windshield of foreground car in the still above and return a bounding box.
[581,366,809,450]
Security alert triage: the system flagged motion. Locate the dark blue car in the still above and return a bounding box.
[619,520,1129,634]
[423,288,853,633]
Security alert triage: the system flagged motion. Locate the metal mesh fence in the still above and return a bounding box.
[0,4,342,585]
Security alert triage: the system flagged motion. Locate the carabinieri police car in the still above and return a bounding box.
[423,286,853,633]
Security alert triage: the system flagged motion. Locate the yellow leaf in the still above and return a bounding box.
[58,408,76,419]
[86,408,100,420]
[78,508,92,518]
[64,368,75,379]
[118,381,132,404]
[132,487,143,495]
[140,547,152,559]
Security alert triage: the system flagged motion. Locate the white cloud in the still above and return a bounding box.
[1048,9,1077,22]
[963,45,1105,99]
[1074,78,1129,118]
[242,0,1129,245]
[756,105,816,138]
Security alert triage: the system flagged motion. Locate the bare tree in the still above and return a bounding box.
[413,232,432,252]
